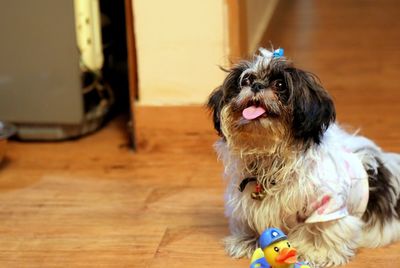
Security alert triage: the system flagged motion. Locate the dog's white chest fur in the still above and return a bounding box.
[216,124,372,233]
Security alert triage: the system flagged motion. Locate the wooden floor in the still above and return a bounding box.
[1,1,400,267]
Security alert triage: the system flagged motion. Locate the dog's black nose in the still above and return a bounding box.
[251,82,265,93]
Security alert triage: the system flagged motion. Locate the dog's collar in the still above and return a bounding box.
[239,177,276,200]
[239,177,264,200]
[238,177,257,192]
[239,177,265,201]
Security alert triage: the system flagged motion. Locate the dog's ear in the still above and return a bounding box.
[208,61,251,136]
[286,69,336,144]
[207,87,224,136]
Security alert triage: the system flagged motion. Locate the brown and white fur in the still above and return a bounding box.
[207,48,400,267]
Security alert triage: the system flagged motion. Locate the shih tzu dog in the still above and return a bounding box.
[207,48,400,267]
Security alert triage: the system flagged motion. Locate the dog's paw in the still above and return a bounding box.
[289,216,362,267]
[223,234,257,258]
[297,247,352,268]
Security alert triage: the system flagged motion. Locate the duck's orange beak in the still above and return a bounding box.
[275,248,297,264]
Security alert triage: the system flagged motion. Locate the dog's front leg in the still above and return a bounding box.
[224,217,259,258]
[288,215,363,267]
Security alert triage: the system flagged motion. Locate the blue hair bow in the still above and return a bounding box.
[272,48,284,58]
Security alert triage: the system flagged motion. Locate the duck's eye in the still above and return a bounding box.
[287,242,291,248]
[274,247,280,252]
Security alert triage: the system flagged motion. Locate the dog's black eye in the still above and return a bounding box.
[241,73,255,87]
[273,79,285,91]
[274,247,280,252]
[272,79,290,104]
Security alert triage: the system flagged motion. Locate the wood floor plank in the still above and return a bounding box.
[0,175,166,267]
[148,226,247,268]
[1,100,400,267]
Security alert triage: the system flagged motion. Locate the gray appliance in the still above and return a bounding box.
[0,0,111,140]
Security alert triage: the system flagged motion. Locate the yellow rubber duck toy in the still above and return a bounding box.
[250,228,312,268]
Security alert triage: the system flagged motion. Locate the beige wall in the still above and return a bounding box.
[133,0,229,105]
[132,0,277,105]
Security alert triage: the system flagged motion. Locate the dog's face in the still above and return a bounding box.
[208,52,336,153]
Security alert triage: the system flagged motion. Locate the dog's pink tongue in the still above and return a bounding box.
[242,106,266,120]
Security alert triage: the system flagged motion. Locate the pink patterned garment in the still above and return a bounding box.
[305,148,369,223]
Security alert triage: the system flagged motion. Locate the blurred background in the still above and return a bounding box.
[1,0,399,144]
[0,0,399,267]
[0,0,133,142]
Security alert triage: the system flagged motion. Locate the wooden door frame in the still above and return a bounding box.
[124,0,138,149]
[226,0,248,61]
